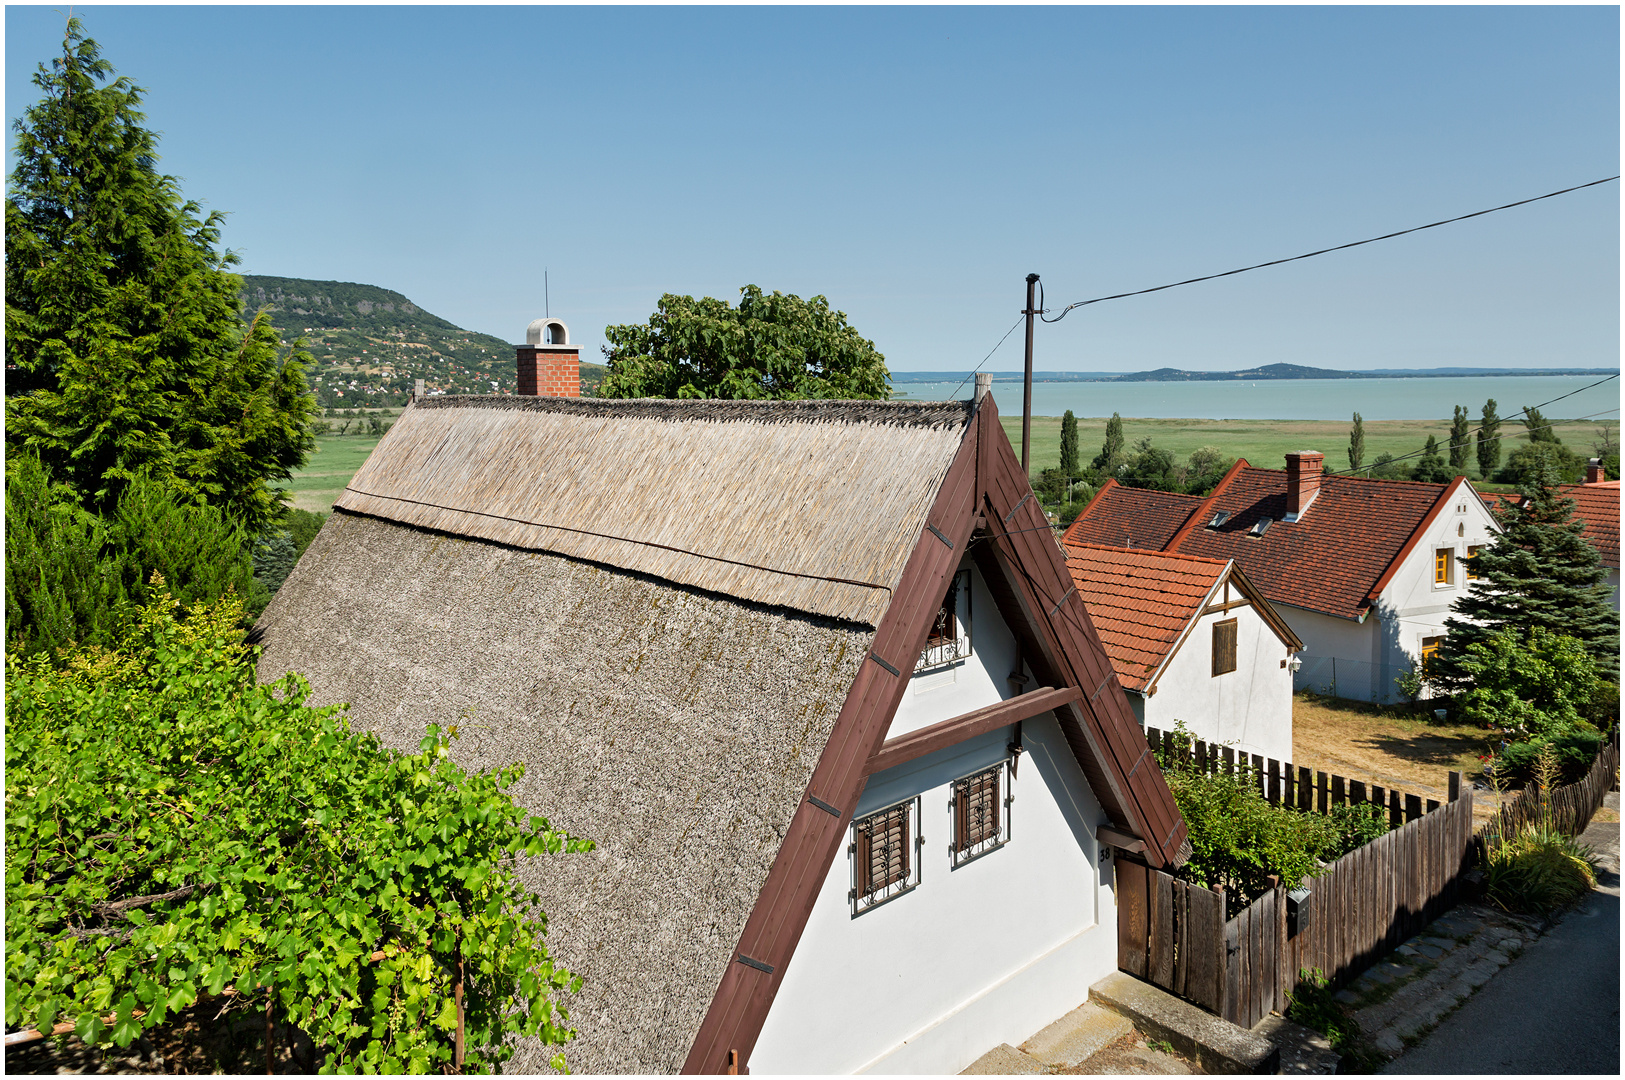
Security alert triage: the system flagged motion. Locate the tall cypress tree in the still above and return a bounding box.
[5,19,316,534]
[1448,405,1471,472]
[1060,410,1079,476]
[1477,399,1502,478]
[1092,412,1125,473]
[1433,459,1618,690]
[1348,412,1365,472]
[1522,405,1560,445]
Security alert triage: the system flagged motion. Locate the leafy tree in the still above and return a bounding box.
[1347,412,1365,472]
[1434,460,1618,689]
[1477,398,1502,478]
[1060,410,1080,476]
[598,285,888,399]
[1449,406,1471,472]
[6,583,590,1072]
[1092,412,1126,474]
[1119,437,1180,492]
[1457,628,1608,785]
[1411,435,1452,484]
[5,20,317,534]
[1497,441,1585,486]
[1521,405,1561,445]
[1367,453,1409,481]
[286,508,329,558]
[1185,446,1232,496]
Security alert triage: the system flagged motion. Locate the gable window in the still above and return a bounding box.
[950,760,1013,868]
[1421,635,1444,674]
[1434,548,1454,585]
[917,568,972,671]
[850,796,922,915]
[1212,618,1238,676]
[1465,545,1483,581]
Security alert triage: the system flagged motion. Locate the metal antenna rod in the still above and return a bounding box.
[545,270,549,318]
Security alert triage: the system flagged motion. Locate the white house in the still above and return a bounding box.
[1065,453,1502,704]
[1061,543,1302,763]
[253,365,1189,1075]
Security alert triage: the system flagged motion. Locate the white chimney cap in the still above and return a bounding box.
[526,318,570,347]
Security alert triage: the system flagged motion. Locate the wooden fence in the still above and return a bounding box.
[1476,731,1620,856]
[1119,730,1480,1029]
[1145,726,1445,844]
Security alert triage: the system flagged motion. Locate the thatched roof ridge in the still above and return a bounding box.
[335,396,973,626]
[413,394,974,428]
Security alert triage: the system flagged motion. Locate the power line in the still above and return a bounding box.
[1040,176,1620,323]
[947,316,1025,400]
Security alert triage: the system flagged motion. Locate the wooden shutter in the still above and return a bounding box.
[925,584,958,648]
[1212,619,1238,676]
[856,804,909,896]
[955,767,1001,850]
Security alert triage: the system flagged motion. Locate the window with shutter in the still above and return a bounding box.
[1212,618,1238,676]
[950,761,1012,867]
[850,797,921,914]
[916,569,972,671]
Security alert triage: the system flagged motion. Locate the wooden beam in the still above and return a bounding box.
[1200,597,1252,615]
[863,685,1082,776]
[1097,825,1146,853]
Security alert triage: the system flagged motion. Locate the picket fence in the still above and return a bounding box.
[1475,730,1619,856]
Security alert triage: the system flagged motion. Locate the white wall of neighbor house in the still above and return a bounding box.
[749,563,1119,1075]
[1286,606,1382,703]
[1139,596,1294,763]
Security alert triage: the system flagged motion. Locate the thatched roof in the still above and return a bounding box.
[255,511,872,1074]
[334,396,974,627]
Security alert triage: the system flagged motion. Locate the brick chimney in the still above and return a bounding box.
[517,318,580,397]
[1586,457,1605,485]
[1284,451,1324,520]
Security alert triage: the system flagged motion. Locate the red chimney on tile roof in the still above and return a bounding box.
[517,318,580,397]
[1586,457,1606,485]
[1284,451,1324,520]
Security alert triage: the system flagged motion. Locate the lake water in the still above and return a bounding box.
[892,374,1619,421]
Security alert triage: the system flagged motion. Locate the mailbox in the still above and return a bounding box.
[1287,886,1313,938]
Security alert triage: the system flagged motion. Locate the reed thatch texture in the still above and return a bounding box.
[334,396,973,627]
[254,511,873,1074]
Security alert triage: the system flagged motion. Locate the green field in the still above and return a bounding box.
[1000,414,1618,485]
[283,416,1619,513]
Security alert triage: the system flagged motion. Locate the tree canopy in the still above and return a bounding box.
[1476,399,1502,478]
[597,285,889,400]
[5,20,316,534]
[1347,412,1365,472]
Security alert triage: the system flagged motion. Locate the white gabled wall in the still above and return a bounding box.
[749,562,1119,1075]
[1141,592,1294,762]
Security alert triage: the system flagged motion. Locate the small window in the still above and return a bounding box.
[1209,510,1230,528]
[917,569,972,671]
[1249,517,1272,537]
[1421,635,1444,675]
[950,761,1013,868]
[1434,548,1454,585]
[1212,618,1239,676]
[850,797,922,915]
[1465,545,1483,581]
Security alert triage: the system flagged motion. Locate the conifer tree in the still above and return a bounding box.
[1092,412,1125,474]
[1347,412,1365,472]
[5,19,316,534]
[1449,405,1471,472]
[1477,399,1502,478]
[1060,410,1079,475]
[1522,405,1560,444]
[1432,459,1618,690]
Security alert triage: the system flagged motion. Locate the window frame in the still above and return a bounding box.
[1434,548,1454,586]
[849,795,923,916]
[1211,618,1239,677]
[1420,635,1444,675]
[916,568,972,672]
[1465,545,1483,581]
[948,758,1015,869]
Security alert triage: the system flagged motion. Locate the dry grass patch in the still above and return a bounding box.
[1292,692,1507,824]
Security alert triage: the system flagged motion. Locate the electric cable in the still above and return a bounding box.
[948,316,1026,401]
[1039,177,1620,322]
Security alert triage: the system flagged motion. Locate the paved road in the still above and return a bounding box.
[1383,794,1620,1075]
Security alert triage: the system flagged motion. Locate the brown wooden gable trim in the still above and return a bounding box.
[862,685,1083,776]
[680,409,982,1075]
[971,402,1190,869]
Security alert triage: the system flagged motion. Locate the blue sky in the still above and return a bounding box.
[6,5,1619,373]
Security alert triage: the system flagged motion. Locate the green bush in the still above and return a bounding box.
[1494,725,1605,786]
[1484,826,1597,915]
[5,583,589,1071]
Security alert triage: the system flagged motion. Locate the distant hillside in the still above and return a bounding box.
[1114,362,1347,382]
[239,275,604,409]
[890,362,1617,384]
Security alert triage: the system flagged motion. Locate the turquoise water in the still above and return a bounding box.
[893,374,1620,421]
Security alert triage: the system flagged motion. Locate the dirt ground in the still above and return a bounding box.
[1291,692,1509,824]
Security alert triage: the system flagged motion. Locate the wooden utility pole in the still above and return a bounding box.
[1022,273,1040,475]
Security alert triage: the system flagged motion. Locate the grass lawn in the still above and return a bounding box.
[1291,692,1509,824]
[285,434,383,512]
[1001,414,1617,485]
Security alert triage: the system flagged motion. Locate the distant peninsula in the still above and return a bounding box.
[889,362,1619,384]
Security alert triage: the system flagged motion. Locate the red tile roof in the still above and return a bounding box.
[1063,543,1228,692]
[1061,479,1206,551]
[1561,482,1619,569]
